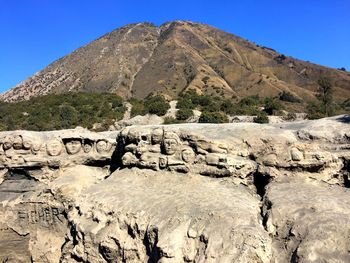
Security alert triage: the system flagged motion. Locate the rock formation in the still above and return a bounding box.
[0,115,349,262]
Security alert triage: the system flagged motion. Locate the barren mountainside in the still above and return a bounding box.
[2,20,350,102]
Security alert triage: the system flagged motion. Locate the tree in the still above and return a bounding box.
[317,77,333,116]
[144,94,170,116]
[59,104,78,129]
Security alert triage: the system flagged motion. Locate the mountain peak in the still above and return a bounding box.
[1,21,350,102]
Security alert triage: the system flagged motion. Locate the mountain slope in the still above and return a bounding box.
[2,20,350,102]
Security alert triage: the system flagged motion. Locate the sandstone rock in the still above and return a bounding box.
[114,114,164,129]
[61,169,272,262]
[290,147,304,161]
[0,116,349,262]
[263,178,350,262]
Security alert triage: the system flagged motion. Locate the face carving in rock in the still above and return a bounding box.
[96,140,109,153]
[83,142,93,153]
[152,128,164,144]
[128,130,141,144]
[159,156,168,169]
[31,141,42,154]
[13,135,23,150]
[46,139,63,156]
[163,132,180,155]
[182,148,196,163]
[3,137,13,151]
[22,137,33,150]
[164,139,178,155]
[65,140,82,155]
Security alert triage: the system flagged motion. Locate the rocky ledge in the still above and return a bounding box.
[0,115,349,262]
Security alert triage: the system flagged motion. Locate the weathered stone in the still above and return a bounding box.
[263,178,350,262]
[0,116,349,262]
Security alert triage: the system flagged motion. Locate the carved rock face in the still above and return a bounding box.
[83,143,92,153]
[151,128,163,144]
[163,138,178,155]
[22,137,33,150]
[31,141,42,154]
[181,148,196,163]
[159,156,168,169]
[96,140,108,153]
[3,137,13,151]
[13,136,23,150]
[46,139,63,156]
[65,140,82,155]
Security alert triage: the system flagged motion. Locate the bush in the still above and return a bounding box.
[179,90,223,113]
[342,99,350,111]
[176,108,193,120]
[144,94,170,116]
[263,97,283,115]
[129,98,146,117]
[220,99,237,115]
[199,111,228,123]
[176,97,195,110]
[253,111,269,123]
[306,101,324,119]
[279,91,301,103]
[59,104,78,129]
[274,54,286,63]
[163,117,183,124]
[239,96,260,107]
[0,92,126,131]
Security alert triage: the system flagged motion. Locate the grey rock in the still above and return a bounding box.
[0,116,349,262]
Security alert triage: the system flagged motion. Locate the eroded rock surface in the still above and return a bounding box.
[0,116,349,262]
[263,178,350,263]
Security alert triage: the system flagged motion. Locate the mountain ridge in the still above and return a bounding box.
[2,20,350,102]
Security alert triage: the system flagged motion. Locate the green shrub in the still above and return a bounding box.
[263,97,283,115]
[129,98,146,117]
[306,101,325,119]
[177,97,195,110]
[342,99,350,113]
[163,117,183,124]
[279,91,301,103]
[0,92,126,131]
[253,111,269,123]
[179,90,223,113]
[274,54,286,63]
[239,95,260,107]
[192,94,212,107]
[59,104,78,129]
[199,111,229,123]
[176,108,193,120]
[220,99,237,115]
[144,94,170,116]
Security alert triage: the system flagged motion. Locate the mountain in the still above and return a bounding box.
[2,20,350,102]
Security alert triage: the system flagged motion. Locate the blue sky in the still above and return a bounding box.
[1,0,349,93]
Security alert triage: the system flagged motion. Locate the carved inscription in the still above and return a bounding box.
[17,204,64,226]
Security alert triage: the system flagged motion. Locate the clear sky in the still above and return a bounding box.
[1,0,349,93]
